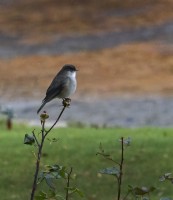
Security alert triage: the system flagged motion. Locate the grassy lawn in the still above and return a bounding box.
[0,122,173,199]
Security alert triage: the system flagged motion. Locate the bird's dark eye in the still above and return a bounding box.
[70,67,75,71]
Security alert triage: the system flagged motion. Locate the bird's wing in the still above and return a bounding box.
[43,75,68,102]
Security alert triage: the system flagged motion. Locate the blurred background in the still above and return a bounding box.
[0,0,173,127]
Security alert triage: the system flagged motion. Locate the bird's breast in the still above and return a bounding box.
[58,76,77,98]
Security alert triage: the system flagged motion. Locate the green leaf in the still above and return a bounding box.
[165,173,172,177]
[99,167,120,177]
[75,188,84,198]
[160,198,172,200]
[43,164,67,178]
[159,175,166,182]
[65,187,84,198]
[24,134,35,145]
[35,196,46,200]
[36,190,64,200]
[142,197,149,200]
[38,164,68,189]
[56,194,65,200]
[134,187,147,195]
[47,137,59,144]
[128,185,156,196]
[48,190,56,198]
[45,174,56,190]
[35,191,47,200]
[124,137,131,146]
[160,173,173,183]
[148,186,156,192]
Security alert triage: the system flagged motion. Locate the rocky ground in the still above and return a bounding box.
[1,0,173,127]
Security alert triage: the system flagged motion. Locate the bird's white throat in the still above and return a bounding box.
[67,71,76,79]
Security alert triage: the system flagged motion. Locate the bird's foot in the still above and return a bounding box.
[62,98,71,107]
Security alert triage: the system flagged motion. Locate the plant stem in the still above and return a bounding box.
[117,137,124,200]
[30,138,45,200]
[45,106,66,137]
[122,191,130,200]
[30,121,45,200]
[66,167,73,200]
[30,105,67,200]
[32,132,40,147]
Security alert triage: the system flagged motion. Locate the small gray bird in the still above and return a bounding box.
[37,64,78,114]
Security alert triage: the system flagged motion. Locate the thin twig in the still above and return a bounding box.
[66,167,73,200]
[32,132,40,147]
[30,121,45,200]
[122,191,130,200]
[96,152,120,166]
[45,106,66,137]
[41,120,45,138]
[117,137,124,200]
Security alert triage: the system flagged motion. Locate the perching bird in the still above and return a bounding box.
[37,64,78,114]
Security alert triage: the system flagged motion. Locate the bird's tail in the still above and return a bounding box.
[37,101,46,114]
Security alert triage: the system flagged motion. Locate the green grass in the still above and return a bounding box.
[0,123,173,200]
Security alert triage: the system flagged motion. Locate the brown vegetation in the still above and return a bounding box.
[1,0,173,100]
[0,0,173,42]
[1,42,173,100]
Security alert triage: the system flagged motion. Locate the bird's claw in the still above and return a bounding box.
[62,98,71,107]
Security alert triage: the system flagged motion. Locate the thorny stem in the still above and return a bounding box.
[117,137,124,200]
[66,167,73,200]
[30,102,68,200]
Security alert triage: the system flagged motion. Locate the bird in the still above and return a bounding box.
[37,64,78,114]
